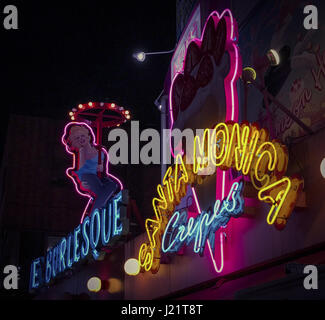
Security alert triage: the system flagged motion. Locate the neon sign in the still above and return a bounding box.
[169,9,241,155]
[162,181,244,255]
[29,191,128,291]
[134,8,304,276]
[137,118,303,274]
[61,122,123,223]
[171,4,201,82]
[166,8,242,275]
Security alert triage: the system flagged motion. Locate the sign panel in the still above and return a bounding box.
[30,191,128,290]
[29,120,128,291]
[134,9,304,277]
[171,4,201,82]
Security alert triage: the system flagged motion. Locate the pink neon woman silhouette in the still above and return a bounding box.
[62,122,123,222]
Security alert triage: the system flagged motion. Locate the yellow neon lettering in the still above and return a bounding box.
[274,176,303,229]
[252,142,277,189]
[137,121,303,274]
[174,154,189,194]
[193,129,210,174]
[241,127,260,175]
[210,122,229,167]
[225,123,241,168]
[258,177,291,225]
[162,167,174,203]
[138,243,154,271]
[234,124,250,171]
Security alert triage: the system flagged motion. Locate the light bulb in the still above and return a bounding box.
[134,52,146,62]
[321,158,325,178]
[124,258,140,276]
[267,49,280,66]
[87,277,101,292]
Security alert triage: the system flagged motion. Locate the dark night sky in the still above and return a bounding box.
[0,2,177,270]
[0,1,176,150]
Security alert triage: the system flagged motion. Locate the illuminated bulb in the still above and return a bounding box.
[87,277,101,292]
[88,102,93,107]
[78,104,83,109]
[71,116,75,121]
[107,278,122,294]
[117,124,120,127]
[126,115,131,119]
[134,52,146,62]
[321,158,325,179]
[124,258,140,276]
[69,111,74,116]
[267,49,280,66]
[125,110,130,115]
[242,67,257,84]
[111,103,115,108]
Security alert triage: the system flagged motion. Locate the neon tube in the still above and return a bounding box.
[168,9,241,273]
[62,121,123,223]
[192,187,224,273]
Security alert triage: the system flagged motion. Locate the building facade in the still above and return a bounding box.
[124,0,325,300]
[1,0,325,300]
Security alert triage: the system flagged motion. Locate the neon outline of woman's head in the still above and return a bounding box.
[65,124,92,151]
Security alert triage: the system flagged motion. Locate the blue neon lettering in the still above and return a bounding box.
[90,209,101,259]
[73,225,81,263]
[45,249,52,284]
[59,238,66,273]
[52,246,58,278]
[81,216,90,259]
[29,192,125,290]
[101,208,111,246]
[162,212,180,252]
[162,211,188,252]
[112,194,122,236]
[66,233,73,268]
[30,258,42,289]
[162,182,244,255]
